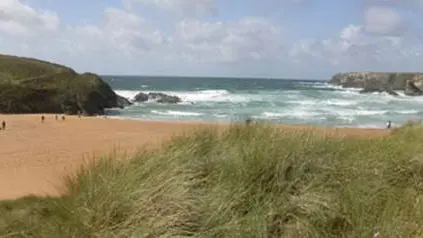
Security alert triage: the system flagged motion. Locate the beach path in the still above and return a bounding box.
[0,115,390,200]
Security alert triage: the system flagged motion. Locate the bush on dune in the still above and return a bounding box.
[2,122,423,237]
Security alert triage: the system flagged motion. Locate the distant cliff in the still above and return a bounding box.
[329,72,423,96]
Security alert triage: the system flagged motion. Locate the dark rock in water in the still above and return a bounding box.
[405,81,423,96]
[134,92,149,102]
[359,88,381,94]
[329,72,423,96]
[386,90,399,96]
[116,95,132,108]
[149,92,181,104]
[133,92,182,104]
[0,54,126,115]
[359,88,398,96]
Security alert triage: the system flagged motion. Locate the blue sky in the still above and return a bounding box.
[0,0,423,79]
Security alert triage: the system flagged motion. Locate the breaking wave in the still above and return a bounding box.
[112,81,423,128]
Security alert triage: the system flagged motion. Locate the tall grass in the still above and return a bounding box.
[1,122,423,237]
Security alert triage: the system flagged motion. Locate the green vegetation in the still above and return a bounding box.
[2,123,423,237]
[0,54,71,83]
[0,54,120,115]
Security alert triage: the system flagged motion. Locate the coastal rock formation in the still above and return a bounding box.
[405,81,423,96]
[359,88,399,96]
[133,92,182,104]
[329,72,423,96]
[116,94,133,108]
[0,54,127,115]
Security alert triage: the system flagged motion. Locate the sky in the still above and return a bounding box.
[1,0,423,79]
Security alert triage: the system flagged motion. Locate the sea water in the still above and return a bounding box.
[102,76,423,128]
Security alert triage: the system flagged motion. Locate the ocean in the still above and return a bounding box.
[102,76,423,128]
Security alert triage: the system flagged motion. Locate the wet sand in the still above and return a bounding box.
[0,114,390,200]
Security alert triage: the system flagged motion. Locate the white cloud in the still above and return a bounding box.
[129,0,215,17]
[173,17,284,63]
[364,6,402,35]
[58,11,284,65]
[289,22,423,72]
[0,0,423,77]
[369,0,423,10]
[61,8,168,59]
[340,24,363,42]
[0,0,59,36]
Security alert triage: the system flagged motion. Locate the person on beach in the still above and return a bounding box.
[41,115,45,123]
[246,117,252,125]
[78,110,82,118]
[62,115,66,121]
[386,120,392,129]
[2,121,6,130]
[55,115,58,120]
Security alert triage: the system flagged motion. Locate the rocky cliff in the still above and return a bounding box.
[0,54,130,115]
[329,72,423,96]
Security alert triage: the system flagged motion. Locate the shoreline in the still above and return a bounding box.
[0,114,390,200]
[105,113,394,129]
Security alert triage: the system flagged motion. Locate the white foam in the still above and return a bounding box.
[115,89,250,103]
[254,106,417,123]
[324,99,357,106]
[171,90,249,103]
[343,108,387,116]
[115,90,139,100]
[303,82,364,92]
[151,110,204,117]
[258,110,322,119]
[213,114,229,118]
[309,82,344,90]
[397,109,419,114]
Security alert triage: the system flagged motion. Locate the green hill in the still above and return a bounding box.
[0,54,129,115]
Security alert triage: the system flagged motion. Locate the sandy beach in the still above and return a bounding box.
[0,114,390,200]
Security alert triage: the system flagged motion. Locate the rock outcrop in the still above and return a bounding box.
[359,88,399,96]
[116,95,133,108]
[405,81,423,96]
[133,92,182,104]
[0,54,128,115]
[329,72,423,96]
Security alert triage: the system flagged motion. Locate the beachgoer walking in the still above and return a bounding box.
[55,114,58,120]
[41,115,45,123]
[78,110,82,118]
[2,121,5,130]
[386,120,392,129]
[62,115,65,121]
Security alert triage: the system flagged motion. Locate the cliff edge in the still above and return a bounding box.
[329,72,423,96]
[0,54,130,115]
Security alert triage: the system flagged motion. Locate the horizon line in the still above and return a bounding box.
[99,74,329,81]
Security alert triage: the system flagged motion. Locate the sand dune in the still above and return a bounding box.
[0,115,390,200]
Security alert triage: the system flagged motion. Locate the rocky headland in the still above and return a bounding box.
[329,72,423,96]
[0,54,131,115]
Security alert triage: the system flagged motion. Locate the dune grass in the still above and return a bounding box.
[1,122,423,237]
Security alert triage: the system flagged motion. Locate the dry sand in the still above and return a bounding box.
[0,114,390,200]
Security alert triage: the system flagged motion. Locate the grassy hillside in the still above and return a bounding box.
[0,54,74,83]
[1,123,423,237]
